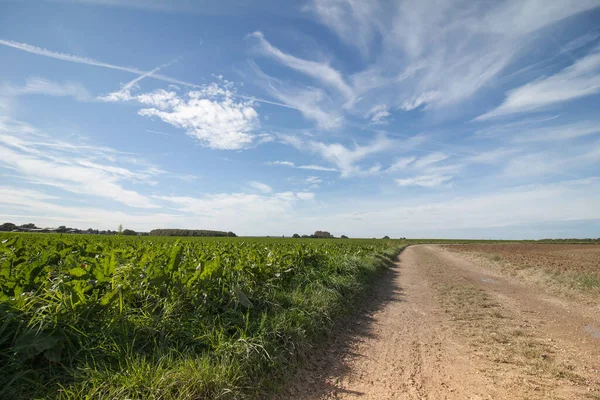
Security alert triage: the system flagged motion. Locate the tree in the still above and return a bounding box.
[292,233,301,238]
[122,229,137,236]
[118,224,123,235]
[383,235,390,240]
[0,222,17,231]
[313,231,333,239]
[340,235,349,239]
[56,225,68,233]
[20,223,37,229]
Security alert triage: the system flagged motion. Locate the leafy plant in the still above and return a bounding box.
[0,233,404,399]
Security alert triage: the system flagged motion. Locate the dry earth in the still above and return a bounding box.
[276,245,600,399]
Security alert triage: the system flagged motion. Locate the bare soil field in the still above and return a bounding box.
[443,244,600,301]
[277,245,600,399]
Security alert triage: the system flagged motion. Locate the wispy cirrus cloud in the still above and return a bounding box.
[279,134,393,177]
[156,191,315,219]
[474,116,600,143]
[387,152,457,187]
[247,181,273,193]
[266,160,338,172]
[477,48,600,120]
[503,141,600,177]
[395,174,453,187]
[250,31,355,103]
[0,77,91,100]
[0,117,160,208]
[248,60,343,129]
[300,0,600,117]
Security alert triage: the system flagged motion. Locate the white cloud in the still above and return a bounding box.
[278,134,412,177]
[101,82,260,150]
[468,148,520,164]
[399,91,440,111]
[304,176,322,186]
[412,152,448,169]
[474,115,560,137]
[0,118,160,208]
[250,31,355,102]
[304,0,383,57]
[321,178,600,237]
[386,156,416,172]
[248,181,273,193]
[297,164,338,172]
[302,134,392,177]
[3,178,599,238]
[387,152,459,187]
[512,121,600,143]
[474,118,600,144]
[268,160,295,167]
[1,77,90,100]
[478,48,600,119]
[266,160,338,172]
[249,62,343,129]
[157,190,315,219]
[503,141,600,177]
[366,104,390,124]
[395,174,453,187]
[287,175,323,189]
[304,0,600,114]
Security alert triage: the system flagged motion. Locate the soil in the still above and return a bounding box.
[275,245,600,399]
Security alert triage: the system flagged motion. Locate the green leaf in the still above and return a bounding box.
[68,267,88,277]
[44,341,64,363]
[234,287,253,308]
[13,331,62,360]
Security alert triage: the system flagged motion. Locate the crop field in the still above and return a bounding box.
[443,243,600,294]
[0,233,404,399]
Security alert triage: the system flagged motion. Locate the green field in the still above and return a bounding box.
[0,233,405,399]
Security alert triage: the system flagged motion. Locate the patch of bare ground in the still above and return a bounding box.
[442,244,600,305]
[276,245,600,399]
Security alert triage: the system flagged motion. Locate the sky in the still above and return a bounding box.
[1,0,599,239]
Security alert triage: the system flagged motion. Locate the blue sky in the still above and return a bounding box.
[1,0,599,238]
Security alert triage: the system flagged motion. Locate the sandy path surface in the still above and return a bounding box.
[278,245,600,399]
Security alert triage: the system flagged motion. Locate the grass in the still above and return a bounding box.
[0,233,404,399]
[574,274,600,290]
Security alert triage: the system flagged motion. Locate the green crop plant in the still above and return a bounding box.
[0,233,404,399]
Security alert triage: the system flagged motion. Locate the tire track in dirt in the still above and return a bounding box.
[277,245,600,399]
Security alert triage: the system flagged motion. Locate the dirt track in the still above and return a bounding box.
[280,245,600,399]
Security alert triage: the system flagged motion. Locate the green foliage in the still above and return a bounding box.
[0,222,17,232]
[150,229,237,237]
[0,233,404,399]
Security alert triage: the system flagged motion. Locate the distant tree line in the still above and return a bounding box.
[290,232,403,240]
[149,229,237,237]
[291,231,347,239]
[0,222,146,236]
[537,238,600,243]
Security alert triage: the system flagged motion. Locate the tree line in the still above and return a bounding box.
[149,229,237,237]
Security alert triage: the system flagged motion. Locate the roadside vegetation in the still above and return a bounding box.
[0,233,404,399]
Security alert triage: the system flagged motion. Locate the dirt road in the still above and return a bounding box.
[280,245,600,399]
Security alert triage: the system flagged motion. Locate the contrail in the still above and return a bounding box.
[1,38,298,110]
[115,57,181,95]
[0,38,199,88]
